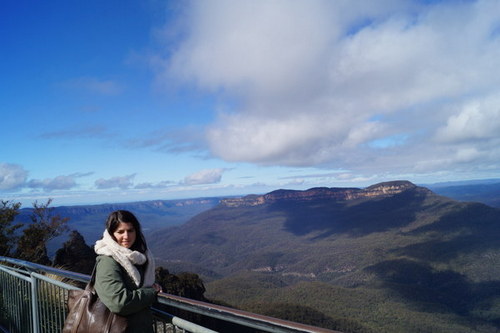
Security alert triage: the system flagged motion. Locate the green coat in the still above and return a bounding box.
[94,255,158,333]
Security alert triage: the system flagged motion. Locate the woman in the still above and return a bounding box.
[94,210,162,333]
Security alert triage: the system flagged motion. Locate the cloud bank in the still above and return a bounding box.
[0,166,94,194]
[159,0,500,178]
[183,168,225,185]
[0,163,28,190]
[95,174,136,190]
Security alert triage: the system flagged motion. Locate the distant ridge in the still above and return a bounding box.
[429,180,500,208]
[221,180,419,207]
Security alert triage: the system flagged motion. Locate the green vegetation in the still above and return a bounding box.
[54,230,96,274]
[155,266,207,301]
[0,200,22,256]
[207,275,500,332]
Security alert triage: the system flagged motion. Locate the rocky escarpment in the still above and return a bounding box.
[221,180,423,207]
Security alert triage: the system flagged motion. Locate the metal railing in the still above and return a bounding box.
[0,256,339,333]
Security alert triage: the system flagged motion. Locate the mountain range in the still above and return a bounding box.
[427,180,500,208]
[11,179,500,332]
[147,180,500,333]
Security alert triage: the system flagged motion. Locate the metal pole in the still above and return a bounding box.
[30,273,40,333]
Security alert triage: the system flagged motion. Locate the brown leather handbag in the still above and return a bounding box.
[62,267,128,333]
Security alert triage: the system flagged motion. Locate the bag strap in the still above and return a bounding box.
[85,263,98,292]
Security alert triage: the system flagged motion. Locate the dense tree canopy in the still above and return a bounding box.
[54,230,96,274]
[0,200,22,256]
[155,266,207,301]
[15,199,69,265]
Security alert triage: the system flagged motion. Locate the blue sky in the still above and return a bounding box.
[2,0,500,207]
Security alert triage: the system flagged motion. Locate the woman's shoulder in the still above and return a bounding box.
[96,255,120,270]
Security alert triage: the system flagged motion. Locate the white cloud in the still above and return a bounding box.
[0,163,28,190]
[435,93,500,143]
[95,174,136,189]
[27,172,93,192]
[183,168,225,185]
[134,180,174,189]
[158,0,500,178]
[28,175,77,191]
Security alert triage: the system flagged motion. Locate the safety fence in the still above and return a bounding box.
[0,256,339,333]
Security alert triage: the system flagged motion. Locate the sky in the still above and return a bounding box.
[2,0,500,207]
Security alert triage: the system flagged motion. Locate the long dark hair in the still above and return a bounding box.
[105,210,147,253]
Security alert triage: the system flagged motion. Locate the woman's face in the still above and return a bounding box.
[113,222,136,249]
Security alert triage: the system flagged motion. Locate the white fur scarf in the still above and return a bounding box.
[94,230,156,288]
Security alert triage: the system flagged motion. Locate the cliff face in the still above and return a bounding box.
[221,180,422,207]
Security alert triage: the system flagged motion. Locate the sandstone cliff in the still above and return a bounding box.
[221,180,424,207]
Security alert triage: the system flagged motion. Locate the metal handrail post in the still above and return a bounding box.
[30,273,40,333]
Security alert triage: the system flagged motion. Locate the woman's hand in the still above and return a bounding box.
[152,283,163,294]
